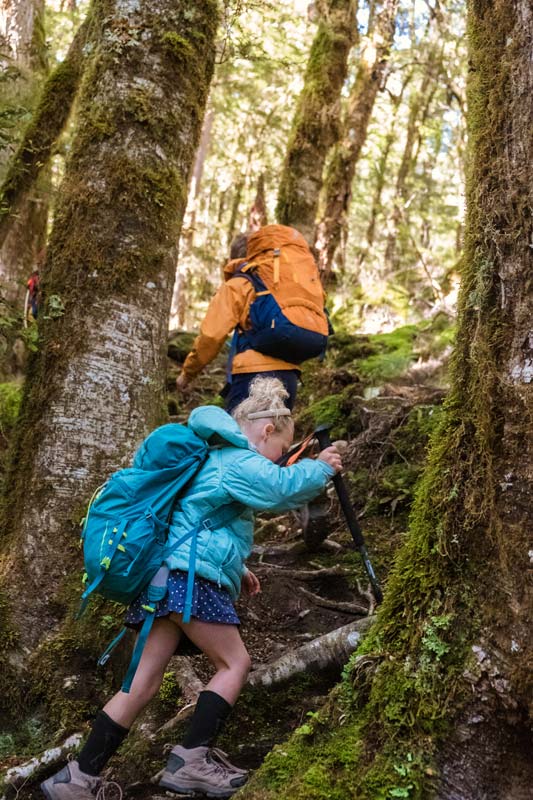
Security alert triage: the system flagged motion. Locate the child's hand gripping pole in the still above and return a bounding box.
[315,425,383,605]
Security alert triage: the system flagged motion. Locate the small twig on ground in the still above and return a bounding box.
[156,658,204,734]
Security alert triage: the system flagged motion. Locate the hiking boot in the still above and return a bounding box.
[159,744,247,798]
[209,748,248,777]
[41,760,99,800]
[41,760,122,800]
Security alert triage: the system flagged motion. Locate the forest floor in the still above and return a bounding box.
[0,314,453,799]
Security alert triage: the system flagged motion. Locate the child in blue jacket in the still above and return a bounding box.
[42,377,342,800]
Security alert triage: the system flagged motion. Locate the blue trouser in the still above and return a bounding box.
[221,370,300,414]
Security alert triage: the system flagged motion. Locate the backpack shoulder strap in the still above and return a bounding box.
[230,262,269,295]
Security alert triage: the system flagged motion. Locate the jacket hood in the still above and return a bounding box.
[188,405,251,450]
[223,257,248,281]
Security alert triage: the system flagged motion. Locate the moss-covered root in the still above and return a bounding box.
[0,7,95,247]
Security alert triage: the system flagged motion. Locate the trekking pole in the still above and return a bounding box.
[315,424,383,604]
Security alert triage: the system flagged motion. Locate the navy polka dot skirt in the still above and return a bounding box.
[125,569,240,627]
[124,570,240,657]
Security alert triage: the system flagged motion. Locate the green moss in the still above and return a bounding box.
[161,31,195,61]
[0,382,22,432]
[157,671,182,708]
[0,8,93,232]
[356,325,419,384]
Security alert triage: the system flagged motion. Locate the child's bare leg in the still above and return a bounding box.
[104,616,182,727]
[173,615,251,704]
[159,616,250,796]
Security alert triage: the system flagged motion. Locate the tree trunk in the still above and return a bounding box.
[364,74,410,249]
[226,175,244,246]
[239,2,533,798]
[0,9,93,249]
[248,172,268,231]
[0,0,48,306]
[314,0,399,277]
[181,106,215,249]
[0,0,218,674]
[275,0,358,243]
[383,46,442,274]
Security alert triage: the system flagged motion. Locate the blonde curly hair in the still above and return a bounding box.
[231,376,293,433]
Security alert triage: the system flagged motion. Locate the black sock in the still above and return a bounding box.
[78,710,129,776]
[182,690,233,749]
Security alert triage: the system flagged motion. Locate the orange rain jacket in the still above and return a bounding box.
[181,257,299,380]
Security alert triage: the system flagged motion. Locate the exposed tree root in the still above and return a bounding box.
[298,586,370,615]
[255,562,351,581]
[252,538,342,558]
[248,616,374,687]
[156,658,205,733]
[1,733,83,797]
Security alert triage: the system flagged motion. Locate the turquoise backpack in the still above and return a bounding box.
[79,423,241,692]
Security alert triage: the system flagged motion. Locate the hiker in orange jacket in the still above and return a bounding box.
[176,225,329,413]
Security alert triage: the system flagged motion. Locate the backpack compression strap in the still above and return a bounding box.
[118,500,243,693]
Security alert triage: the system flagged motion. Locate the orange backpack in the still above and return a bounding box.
[230,225,331,364]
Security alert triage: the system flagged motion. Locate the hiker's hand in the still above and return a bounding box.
[176,372,192,392]
[318,445,342,473]
[242,570,261,596]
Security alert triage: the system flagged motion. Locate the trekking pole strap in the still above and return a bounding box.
[98,626,128,667]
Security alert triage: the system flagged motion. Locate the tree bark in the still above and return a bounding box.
[0,0,218,673]
[275,0,358,243]
[314,0,399,277]
[239,2,533,797]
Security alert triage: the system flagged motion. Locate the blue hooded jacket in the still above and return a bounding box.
[165,406,334,598]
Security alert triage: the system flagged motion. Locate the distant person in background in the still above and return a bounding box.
[176,224,331,413]
[26,269,40,320]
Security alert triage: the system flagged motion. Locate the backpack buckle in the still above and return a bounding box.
[202,518,213,530]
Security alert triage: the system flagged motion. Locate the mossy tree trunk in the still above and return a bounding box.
[0,0,218,672]
[0,9,94,251]
[240,1,533,798]
[0,0,48,305]
[314,0,399,277]
[275,0,357,243]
